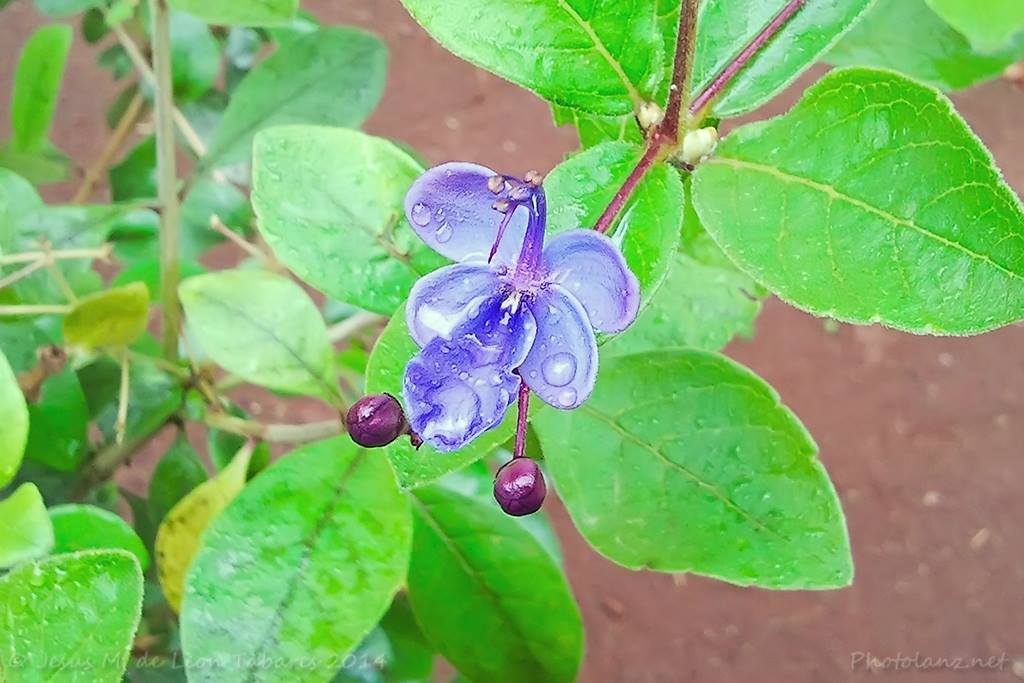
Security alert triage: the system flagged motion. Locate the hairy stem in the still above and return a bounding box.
[204,412,344,443]
[593,143,664,234]
[662,0,701,140]
[513,380,530,459]
[149,0,182,359]
[688,0,806,116]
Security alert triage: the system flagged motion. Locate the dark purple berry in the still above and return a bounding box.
[493,458,546,516]
[346,394,406,448]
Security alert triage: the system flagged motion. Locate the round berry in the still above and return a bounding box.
[346,394,406,448]
[493,458,546,516]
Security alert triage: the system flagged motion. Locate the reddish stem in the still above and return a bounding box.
[513,379,530,459]
[662,0,700,141]
[688,0,806,116]
[593,143,663,234]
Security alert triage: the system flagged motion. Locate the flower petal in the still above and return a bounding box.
[403,296,537,451]
[404,162,529,266]
[405,263,501,347]
[541,229,640,333]
[520,285,598,410]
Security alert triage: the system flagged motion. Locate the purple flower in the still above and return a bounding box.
[401,162,640,452]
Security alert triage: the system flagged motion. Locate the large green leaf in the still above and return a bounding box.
[64,282,150,350]
[9,24,72,153]
[0,483,54,568]
[407,485,583,683]
[365,311,515,489]
[179,270,337,398]
[692,67,1024,335]
[253,126,444,315]
[168,0,297,27]
[181,438,412,683]
[533,350,852,589]
[400,0,677,115]
[202,27,386,170]
[926,0,1024,52]
[0,169,42,251]
[545,141,683,307]
[550,105,642,150]
[0,348,28,488]
[690,0,874,117]
[49,504,150,570]
[0,549,144,682]
[828,0,1024,91]
[25,366,90,471]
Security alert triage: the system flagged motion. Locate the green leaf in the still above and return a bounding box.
[533,350,853,589]
[168,0,297,27]
[205,402,270,474]
[365,311,515,489]
[0,169,42,251]
[0,549,144,682]
[10,24,72,153]
[551,105,642,150]
[253,125,444,315]
[33,0,104,15]
[156,443,252,612]
[828,0,1024,91]
[149,435,208,525]
[400,0,677,115]
[180,178,253,260]
[109,137,157,201]
[203,27,386,170]
[926,0,1024,52]
[181,438,412,682]
[25,366,90,471]
[691,0,874,118]
[64,282,150,350]
[111,257,207,301]
[379,594,434,682]
[692,67,1024,335]
[545,141,683,306]
[167,11,220,102]
[0,483,54,567]
[49,504,150,570]
[0,348,28,488]
[180,269,338,398]
[407,485,583,683]
[92,356,183,444]
[0,142,71,185]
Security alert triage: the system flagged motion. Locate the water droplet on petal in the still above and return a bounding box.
[435,222,453,243]
[557,387,578,407]
[542,352,577,387]
[411,203,430,226]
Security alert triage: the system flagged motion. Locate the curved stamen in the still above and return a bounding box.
[485,174,547,275]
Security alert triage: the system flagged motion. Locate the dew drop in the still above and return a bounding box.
[556,387,578,407]
[411,203,430,226]
[435,222,454,243]
[542,352,577,387]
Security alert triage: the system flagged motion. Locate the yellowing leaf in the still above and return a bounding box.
[63,282,150,350]
[0,348,29,488]
[156,442,252,612]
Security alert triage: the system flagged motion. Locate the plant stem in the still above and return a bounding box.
[512,380,530,459]
[149,0,182,360]
[662,0,700,140]
[326,310,386,344]
[0,245,111,265]
[72,92,145,204]
[0,259,49,291]
[687,0,806,116]
[0,304,72,316]
[591,0,699,233]
[115,349,130,445]
[203,412,344,443]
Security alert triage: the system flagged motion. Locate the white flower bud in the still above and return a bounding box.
[637,101,664,132]
[679,126,719,165]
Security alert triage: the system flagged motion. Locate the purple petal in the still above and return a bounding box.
[403,296,537,451]
[520,285,598,410]
[541,229,640,333]
[405,263,501,347]
[405,162,529,266]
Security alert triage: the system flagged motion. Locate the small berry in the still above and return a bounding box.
[493,458,546,516]
[346,394,406,448]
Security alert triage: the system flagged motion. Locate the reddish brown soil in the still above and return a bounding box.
[2,1,1023,681]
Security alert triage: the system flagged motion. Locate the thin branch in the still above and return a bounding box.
[0,304,72,316]
[72,92,146,204]
[688,0,806,116]
[592,143,664,234]
[203,412,344,443]
[116,349,131,445]
[0,259,49,291]
[662,0,701,140]
[149,0,182,359]
[327,310,386,344]
[0,245,111,265]
[210,214,266,261]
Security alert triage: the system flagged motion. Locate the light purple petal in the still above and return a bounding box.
[520,285,598,410]
[405,262,502,347]
[541,229,640,333]
[403,296,536,451]
[405,162,529,266]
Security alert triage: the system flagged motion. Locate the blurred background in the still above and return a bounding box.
[2,1,1022,681]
